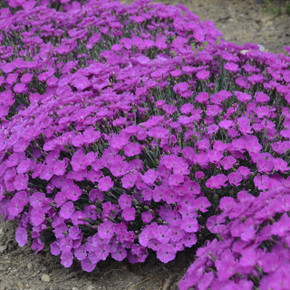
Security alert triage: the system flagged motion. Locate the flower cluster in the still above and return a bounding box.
[0,0,289,288]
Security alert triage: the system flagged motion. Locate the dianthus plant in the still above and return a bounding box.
[0,0,289,289]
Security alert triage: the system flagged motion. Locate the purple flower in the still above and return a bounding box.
[271,213,290,237]
[181,217,198,233]
[111,245,127,261]
[234,91,252,103]
[195,92,209,104]
[206,105,221,117]
[195,171,205,179]
[168,174,184,187]
[142,169,158,185]
[20,73,33,84]
[15,227,27,247]
[228,172,242,186]
[89,189,103,203]
[215,250,237,281]
[98,221,115,240]
[220,156,237,170]
[122,207,136,221]
[71,149,88,172]
[110,161,129,178]
[81,257,97,273]
[224,62,240,73]
[98,176,113,191]
[60,201,75,219]
[118,194,132,210]
[206,174,228,189]
[254,91,270,103]
[8,191,28,217]
[50,241,61,256]
[236,166,251,179]
[121,173,137,189]
[196,70,210,80]
[156,243,176,263]
[141,211,154,224]
[14,83,27,93]
[61,251,73,268]
[30,207,45,226]
[123,142,141,157]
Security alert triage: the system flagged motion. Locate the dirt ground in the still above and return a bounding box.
[0,1,289,290]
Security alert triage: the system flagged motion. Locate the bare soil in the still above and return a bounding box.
[0,1,289,290]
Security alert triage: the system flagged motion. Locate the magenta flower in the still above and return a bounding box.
[110,161,129,177]
[60,201,75,219]
[118,194,132,210]
[121,207,136,221]
[254,91,270,103]
[74,245,87,261]
[71,149,88,172]
[220,156,237,170]
[195,171,205,179]
[148,126,170,139]
[30,207,45,226]
[111,245,127,262]
[81,257,97,273]
[30,192,48,208]
[206,174,228,189]
[20,73,33,84]
[156,243,176,263]
[271,213,290,237]
[98,221,115,240]
[123,142,141,157]
[71,75,91,91]
[181,217,198,233]
[98,176,113,191]
[111,133,129,150]
[195,92,209,103]
[50,242,61,256]
[236,166,251,179]
[142,169,158,185]
[215,250,237,281]
[14,83,27,93]
[224,62,240,73]
[61,251,73,268]
[168,174,184,187]
[206,105,220,117]
[234,91,252,103]
[180,103,194,114]
[219,120,234,130]
[8,191,28,217]
[14,173,28,191]
[121,173,137,189]
[141,211,154,224]
[196,70,210,80]
[173,82,189,94]
[15,227,27,247]
[228,172,242,186]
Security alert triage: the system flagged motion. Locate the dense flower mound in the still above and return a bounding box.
[0,0,289,288]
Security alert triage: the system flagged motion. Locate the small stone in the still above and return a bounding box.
[41,274,50,283]
[257,44,265,51]
[72,287,79,290]
[0,229,3,236]
[27,263,32,270]
[17,282,24,289]
[0,245,7,253]
[87,286,95,290]
[0,265,4,271]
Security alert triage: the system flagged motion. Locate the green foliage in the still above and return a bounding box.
[262,0,290,16]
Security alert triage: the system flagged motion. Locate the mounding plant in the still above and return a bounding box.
[0,0,289,289]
